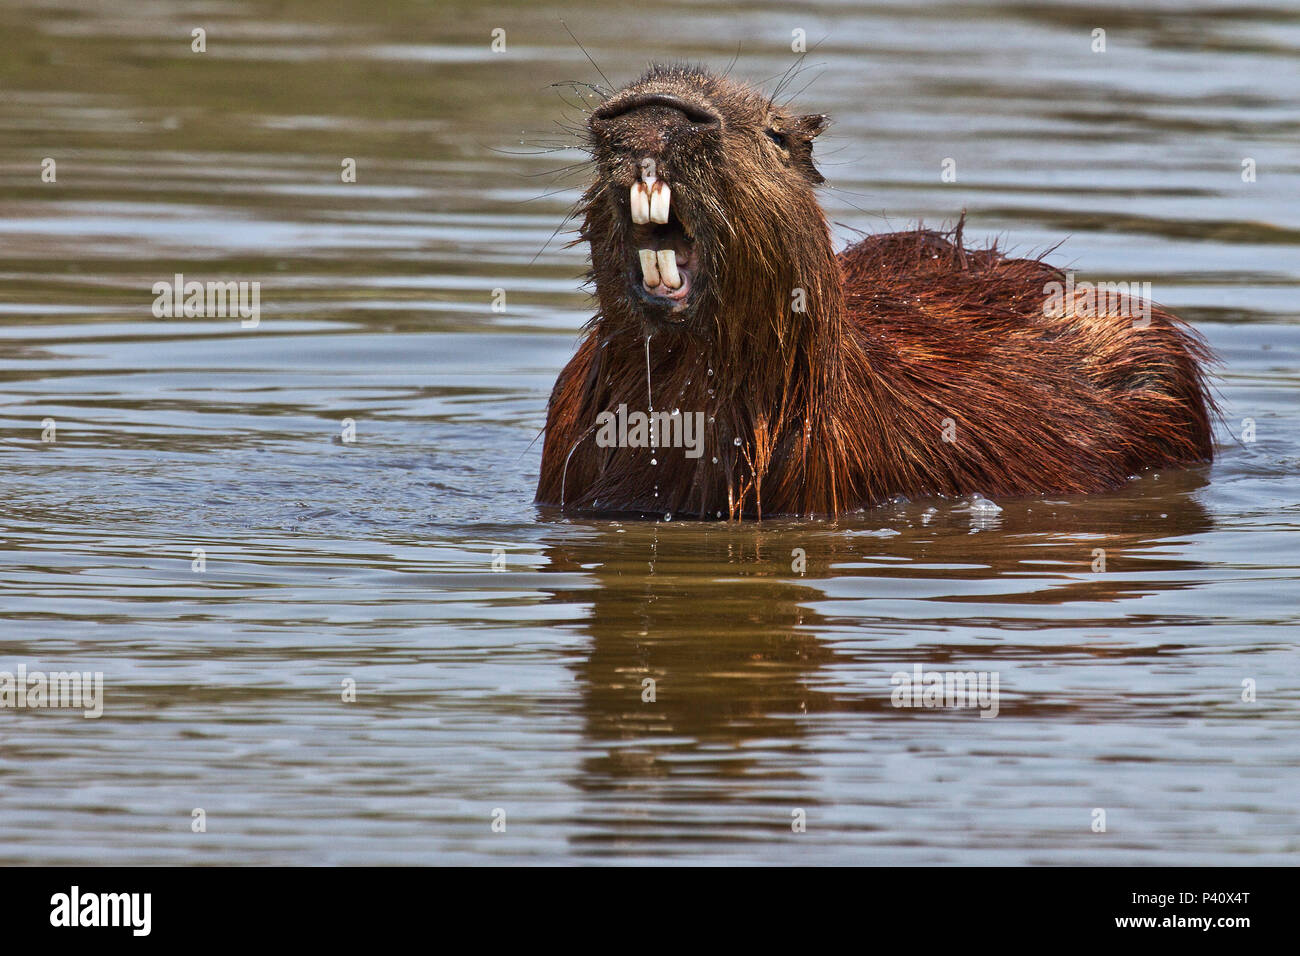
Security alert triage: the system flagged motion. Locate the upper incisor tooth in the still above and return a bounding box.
[649,182,670,224]
[630,183,650,224]
[638,249,660,286]
[656,249,681,289]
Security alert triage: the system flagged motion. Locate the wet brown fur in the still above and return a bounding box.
[536,64,1215,519]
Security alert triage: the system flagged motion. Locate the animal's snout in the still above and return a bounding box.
[590,94,721,179]
[592,93,721,127]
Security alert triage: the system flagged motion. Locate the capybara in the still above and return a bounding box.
[536,64,1215,519]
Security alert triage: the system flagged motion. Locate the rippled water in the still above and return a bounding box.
[1,0,1297,864]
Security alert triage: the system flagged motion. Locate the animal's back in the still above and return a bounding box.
[830,228,1214,499]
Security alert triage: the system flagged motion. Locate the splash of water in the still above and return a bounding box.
[644,334,655,450]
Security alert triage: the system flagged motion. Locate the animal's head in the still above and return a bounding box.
[580,64,833,340]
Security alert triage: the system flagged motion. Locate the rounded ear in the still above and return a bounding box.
[791,114,829,184]
[795,113,829,138]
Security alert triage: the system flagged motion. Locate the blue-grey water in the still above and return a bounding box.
[0,0,1297,864]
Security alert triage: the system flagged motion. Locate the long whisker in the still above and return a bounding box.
[781,65,827,107]
[720,42,742,80]
[560,20,614,93]
[529,201,585,265]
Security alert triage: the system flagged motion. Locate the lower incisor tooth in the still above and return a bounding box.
[656,249,681,289]
[649,182,671,224]
[630,183,650,224]
[638,249,660,287]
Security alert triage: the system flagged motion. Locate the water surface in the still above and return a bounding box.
[1,0,1297,864]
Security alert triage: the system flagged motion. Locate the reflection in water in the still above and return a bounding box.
[539,523,842,849]
[539,473,1219,847]
[546,525,836,777]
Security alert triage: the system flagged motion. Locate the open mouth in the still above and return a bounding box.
[627,172,698,317]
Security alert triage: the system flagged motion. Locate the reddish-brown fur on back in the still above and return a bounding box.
[535,65,1215,519]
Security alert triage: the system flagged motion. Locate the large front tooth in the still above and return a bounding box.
[649,181,670,224]
[656,249,681,289]
[630,183,650,224]
[638,249,661,286]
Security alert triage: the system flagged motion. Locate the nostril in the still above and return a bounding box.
[592,93,721,127]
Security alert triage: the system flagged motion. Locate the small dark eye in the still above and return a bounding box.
[765,129,787,148]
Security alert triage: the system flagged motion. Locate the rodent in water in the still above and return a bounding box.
[535,63,1215,519]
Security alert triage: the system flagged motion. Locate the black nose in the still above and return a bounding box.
[592,93,721,128]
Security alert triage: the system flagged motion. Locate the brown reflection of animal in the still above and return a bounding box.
[535,64,1215,519]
